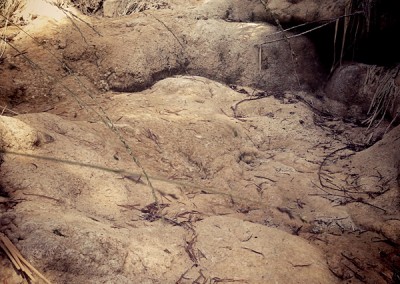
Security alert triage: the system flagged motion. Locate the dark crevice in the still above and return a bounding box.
[108,63,188,93]
[0,184,9,198]
[303,1,400,71]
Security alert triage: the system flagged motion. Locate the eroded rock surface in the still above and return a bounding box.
[0,1,399,283]
[1,77,398,283]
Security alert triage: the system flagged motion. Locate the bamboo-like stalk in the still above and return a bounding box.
[0,233,52,284]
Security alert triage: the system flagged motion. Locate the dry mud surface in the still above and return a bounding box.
[0,1,399,283]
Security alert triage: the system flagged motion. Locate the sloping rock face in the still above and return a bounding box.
[195,216,339,283]
[348,125,400,243]
[1,1,399,283]
[197,0,347,23]
[56,9,324,93]
[0,116,39,151]
[1,76,398,283]
[259,0,347,23]
[1,77,343,283]
[1,0,325,114]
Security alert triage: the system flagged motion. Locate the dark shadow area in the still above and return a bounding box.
[305,0,400,71]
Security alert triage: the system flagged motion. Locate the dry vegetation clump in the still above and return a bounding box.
[111,0,170,16]
[0,0,26,27]
[0,0,26,60]
[333,0,400,127]
[70,0,104,15]
[363,64,400,129]
[69,0,170,16]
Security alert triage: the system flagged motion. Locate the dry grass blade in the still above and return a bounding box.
[184,234,199,264]
[260,19,337,46]
[0,105,19,115]
[339,2,351,66]
[0,232,52,284]
[363,65,400,128]
[330,19,339,73]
